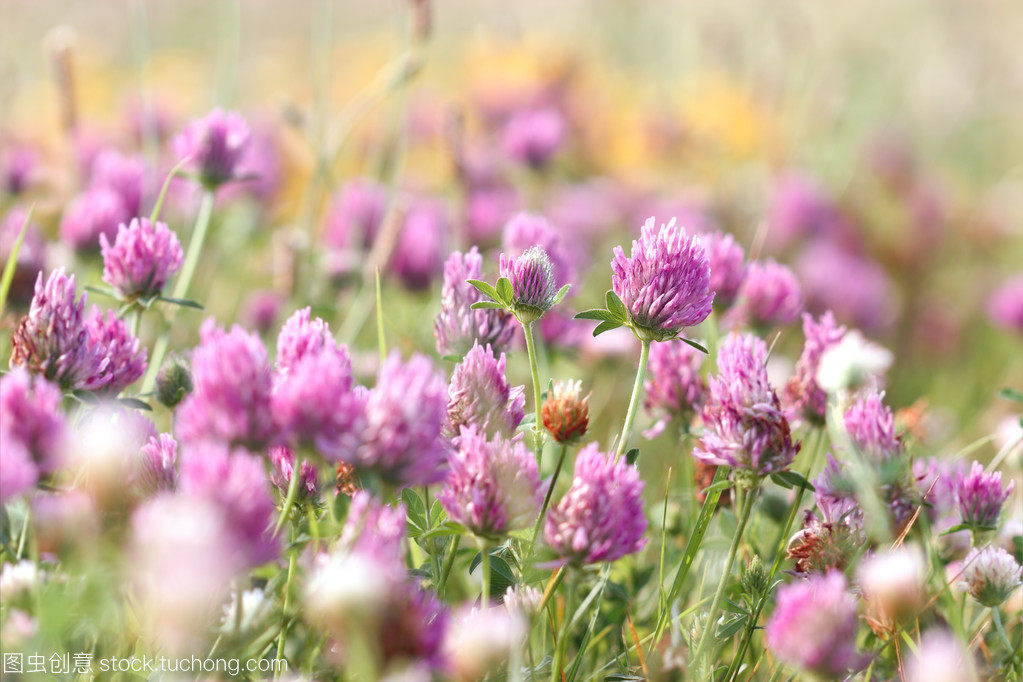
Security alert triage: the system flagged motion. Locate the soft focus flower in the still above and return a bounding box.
[275,307,335,374]
[390,197,449,290]
[783,312,846,424]
[988,274,1023,333]
[178,442,279,567]
[765,571,863,677]
[857,547,927,628]
[70,405,157,503]
[643,339,705,438]
[463,158,521,243]
[219,587,273,634]
[959,545,1022,607]
[611,217,713,341]
[269,445,318,498]
[272,333,364,461]
[176,319,278,449]
[702,231,747,309]
[305,549,397,631]
[172,109,252,189]
[10,269,111,391]
[435,247,516,357]
[100,217,184,299]
[32,490,100,556]
[843,389,901,462]
[339,491,407,562]
[728,259,803,329]
[0,368,67,475]
[376,582,448,671]
[695,333,799,478]
[324,179,386,251]
[59,187,129,252]
[438,426,541,537]
[89,149,148,216]
[352,352,449,486]
[502,212,578,290]
[796,241,896,334]
[0,561,43,603]
[503,585,542,617]
[905,630,978,682]
[766,172,845,251]
[544,443,647,565]
[130,493,238,655]
[542,379,590,444]
[0,439,37,504]
[446,342,524,439]
[1,208,46,308]
[815,330,892,395]
[136,432,178,496]
[501,106,566,169]
[955,461,1014,529]
[240,289,283,334]
[443,606,526,681]
[85,307,147,395]
[499,245,560,322]
[2,143,37,195]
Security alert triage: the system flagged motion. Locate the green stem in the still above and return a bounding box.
[276,529,298,663]
[615,339,651,458]
[550,577,575,682]
[528,443,568,559]
[273,467,303,537]
[991,607,1013,650]
[141,189,216,393]
[423,486,441,586]
[693,484,759,673]
[481,545,491,604]
[438,535,461,598]
[522,321,545,453]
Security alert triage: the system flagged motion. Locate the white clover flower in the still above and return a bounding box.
[0,560,43,601]
[857,546,927,623]
[959,545,1022,607]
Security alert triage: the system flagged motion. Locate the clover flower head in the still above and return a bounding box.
[988,274,1023,333]
[544,443,647,565]
[447,342,524,439]
[136,433,178,496]
[905,630,978,682]
[643,339,705,438]
[172,108,252,189]
[703,230,747,309]
[90,149,148,216]
[843,389,901,461]
[502,212,578,290]
[765,571,864,677]
[499,245,559,322]
[100,217,184,299]
[390,197,450,291]
[85,306,147,396]
[542,379,590,444]
[0,367,66,476]
[443,605,526,681]
[783,311,846,424]
[438,426,541,538]
[611,217,713,340]
[959,545,1021,607]
[955,461,1014,529]
[60,187,129,252]
[729,259,804,329]
[268,445,318,499]
[435,247,516,357]
[501,106,566,169]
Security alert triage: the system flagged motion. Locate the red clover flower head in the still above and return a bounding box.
[85,307,147,396]
[10,269,111,392]
[0,368,66,477]
[694,333,799,480]
[352,352,449,486]
[783,311,846,425]
[544,443,647,565]
[765,571,864,677]
[135,433,178,497]
[59,187,129,252]
[438,426,541,538]
[610,217,713,341]
[702,230,747,309]
[435,247,516,357]
[176,319,278,450]
[843,389,901,462]
[499,245,560,323]
[268,445,318,499]
[955,461,1014,530]
[501,106,566,169]
[728,259,803,329]
[172,109,252,189]
[643,339,706,438]
[988,273,1023,333]
[390,197,450,291]
[446,342,525,439]
[100,217,184,299]
[502,212,578,290]
[89,149,149,216]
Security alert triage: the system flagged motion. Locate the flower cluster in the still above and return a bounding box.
[100,218,184,299]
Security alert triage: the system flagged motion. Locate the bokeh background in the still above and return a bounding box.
[2,0,1022,463]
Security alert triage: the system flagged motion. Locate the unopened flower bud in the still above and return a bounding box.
[542,379,590,443]
[741,555,770,599]
[155,354,193,408]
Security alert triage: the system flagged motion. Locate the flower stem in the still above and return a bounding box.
[273,467,303,537]
[438,535,461,599]
[141,189,216,393]
[528,443,568,558]
[693,484,759,673]
[991,607,1013,649]
[615,339,651,458]
[550,576,575,682]
[480,545,491,605]
[522,321,545,454]
[275,527,298,663]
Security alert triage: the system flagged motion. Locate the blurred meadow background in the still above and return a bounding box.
[1,1,1022,678]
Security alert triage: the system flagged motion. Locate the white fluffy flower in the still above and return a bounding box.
[857,546,927,623]
[816,331,892,395]
[959,545,1022,607]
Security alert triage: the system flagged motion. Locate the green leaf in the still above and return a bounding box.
[605,290,627,320]
[999,387,1023,404]
[551,283,571,306]
[939,523,973,537]
[470,300,505,310]
[770,470,815,491]
[496,277,513,305]
[592,320,623,337]
[680,337,710,354]
[402,489,427,536]
[466,279,499,302]
[701,479,734,496]
[575,308,619,322]
[625,448,640,465]
[717,615,748,639]
[722,598,748,615]
[419,522,466,540]
[0,204,32,318]
[118,397,153,412]
[158,296,204,310]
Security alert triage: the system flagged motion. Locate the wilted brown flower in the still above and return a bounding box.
[542,380,589,443]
